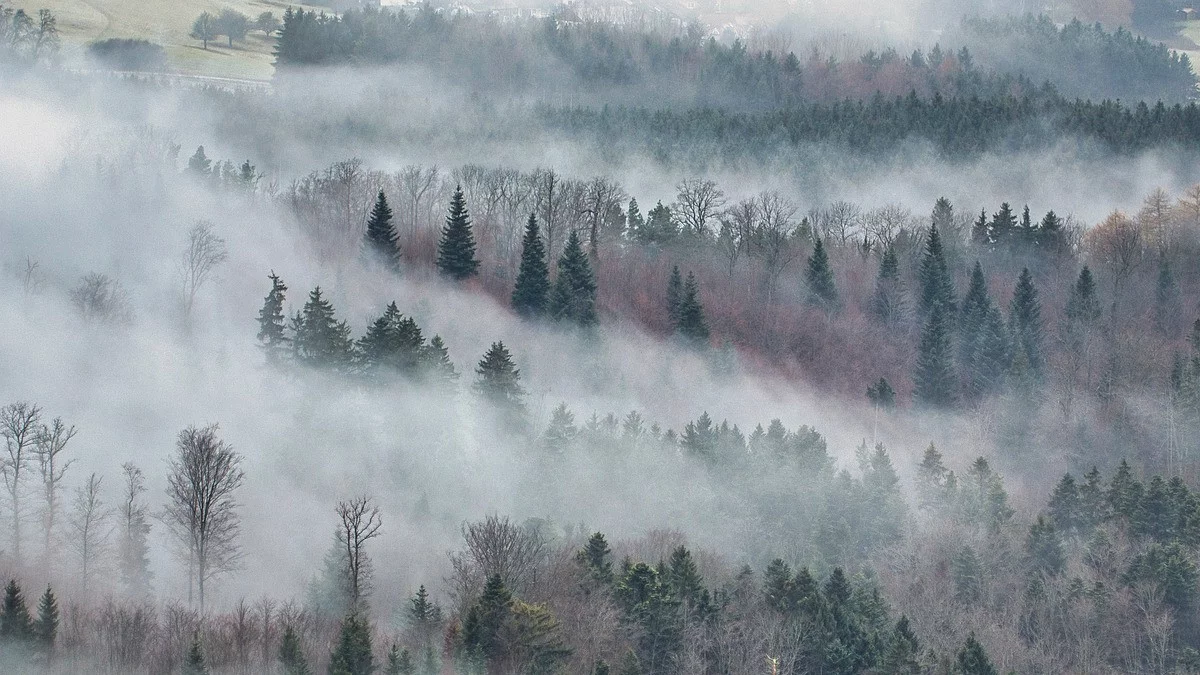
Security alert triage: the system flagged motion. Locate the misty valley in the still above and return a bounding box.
[7,1,1200,674]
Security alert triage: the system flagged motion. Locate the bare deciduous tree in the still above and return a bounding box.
[2,401,42,566]
[180,220,228,317]
[70,272,134,324]
[334,496,383,611]
[35,416,76,572]
[753,191,800,303]
[675,178,726,238]
[118,462,153,597]
[448,515,547,610]
[69,472,113,598]
[581,176,628,259]
[163,424,245,613]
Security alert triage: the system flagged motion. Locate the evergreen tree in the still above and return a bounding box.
[357,302,403,378]
[866,378,896,409]
[1066,266,1102,327]
[549,230,598,327]
[1008,268,1045,377]
[386,644,414,675]
[475,342,526,423]
[1037,210,1066,254]
[365,191,400,272]
[187,146,212,175]
[293,287,355,370]
[183,634,209,675]
[1047,474,1082,537]
[919,222,956,316]
[422,335,458,386]
[33,586,57,659]
[577,532,614,586]
[257,272,289,363]
[409,585,441,640]
[666,266,683,328]
[805,237,839,311]
[958,262,991,392]
[512,214,551,319]
[675,272,709,346]
[280,624,312,675]
[463,574,513,664]
[871,247,906,323]
[952,546,983,603]
[593,660,611,675]
[0,580,32,643]
[1154,258,1182,338]
[971,208,989,248]
[617,650,642,675]
[990,203,1017,250]
[329,612,374,675]
[627,199,644,236]
[1026,516,1066,577]
[955,633,998,675]
[881,615,921,674]
[914,303,957,407]
[436,186,479,280]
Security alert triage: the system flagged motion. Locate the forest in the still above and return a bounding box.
[5,0,1200,673]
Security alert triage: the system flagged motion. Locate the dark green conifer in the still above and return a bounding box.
[666,266,683,327]
[971,208,989,248]
[871,247,906,323]
[866,378,896,409]
[1154,258,1182,338]
[512,214,551,319]
[183,634,209,675]
[1008,268,1045,377]
[33,586,57,659]
[919,222,956,316]
[577,532,614,586]
[990,202,1017,250]
[549,230,598,327]
[257,272,289,363]
[952,546,983,603]
[279,624,312,675]
[385,644,414,675]
[474,342,526,422]
[293,287,355,370]
[1026,516,1066,577]
[421,335,458,385]
[805,237,839,311]
[914,303,957,407]
[1037,210,1066,254]
[328,612,374,675]
[881,615,921,673]
[0,580,32,643]
[1066,266,1101,327]
[955,633,998,675]
[675,272,709,346]
[365,191,400,272]
[436,186,479,280]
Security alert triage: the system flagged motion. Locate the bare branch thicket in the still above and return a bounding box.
[334,495,383,612]
[1,401,43,566]
[70,272,134,324]
[448,515,548,611]
[163,424,245,613]
[118,462,153,597]
[581,176,628,260]
[675,178,726,238]
[35,416,76,573]
[754,191,800,303]
[69,472,113,599]
[864,203,913,252]
[180,220,228,317]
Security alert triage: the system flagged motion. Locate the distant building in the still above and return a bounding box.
[1178,7,1196,20]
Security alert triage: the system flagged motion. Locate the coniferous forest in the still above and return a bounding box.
[8,0,1200,673]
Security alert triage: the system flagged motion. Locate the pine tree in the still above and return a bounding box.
[919,222,956,316]
[365,191,400,272]
[675,272,709,346]
[463,574,513,664]
[512,214,551,319]
[1008,268,1045,377]
[577,532,614,586]
[187,146,212,175]
[1026,516,1066,577]
[958,262,991,389]
[279,624,312,675]
[881,615,921,674]
[866,378,896,409]
[183,634,209,675]
[1066,266,1101,327]
[627,198,644,236]
[1047,474,1082,537]
[329,612,374,675]
[33,586,57,659]
[952,545,983,604]
[293,287,355,370]
[475,342,526,422]
[549,230,598,327]
[257,272,289,363]
[871,247,906,323]
[0,580,32,644]
[357,302,403,378]
[990,203,1017,250]
[422,335,458,386]
[436,186,479,280]
[1037,210,1066,254]
[955,633,998,675]
[666,266,683,328]
[1154,257,1182,338]
[971,208,989,248]
[386,644,414,675]
[805,237,839,311]
[594,660,611,675]
[914,303,957,407]
[543,403,578,453]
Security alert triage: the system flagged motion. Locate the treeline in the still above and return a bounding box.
[0,3,59,63]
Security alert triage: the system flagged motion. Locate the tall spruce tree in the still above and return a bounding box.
[475,342,526,423]
[329,612,374,675]
[955,633,998,675]
[257,272,289,364]
[422,335,458,385]
[183,634,209,675]
[549,230,598,327]
[279,624,312,675]
[293,287,355,370]
[871,247,906,323]
[0,580,32,644]
[33,587,57,659]
[990,203,1017,250]
[436,186,479,281]
[666,266,683,328]
[357,302,403,378]
[919,222,956,316]
[675,272,709,346]
[971,208,989,248]
[805,237,839,311]
[1066,266,1102,328]
[1037,211,1066,255]
[958,262,1009,397]
[512,214,551,319]
[1154,257,1182,338]
[914,303,957,407]
[365,191,400,272]
[1008,268,1045,377]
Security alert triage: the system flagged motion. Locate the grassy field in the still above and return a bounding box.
[10,0,322,80]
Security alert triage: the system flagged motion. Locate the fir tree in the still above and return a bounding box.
[805,237,839,311]
[1066,266,1101,327]
[475,342,526,422]
[577,532,614,586]
[257,272,290,363]
[422,335,458,386]
[293,287,355,370]
[971,208,989,248]
[1008,268,1045,377]
[1026,516,1066,577]
[914,303,957,407]
[866,378,896,409]
[617,650,642,675]
[187,146,211,175]
[1154,257,1182,338]
[0,580,32,644]
[675,272,709,346]
[666,266,683,328]
[409,585,441,641]
[990,203,1017,250]
[183,634,209,675]
[386,644,414,675]
[871,247,906,323]
[1037,210,1066,254]
[463,574,513,664]
[594,660,611,675]
[955,633,998,675]
[626,199,644,236]
[1047,474,1082,537]
[549,230,598,327]
[543,403,578,453]
[329,612,374,675]
[436,186,479,280]
[512,214,551,319]
[357,302,403,377]
[279,624,312,675]
[365,191,400,272]
[919,222,956,316]
[33,586,57,659]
